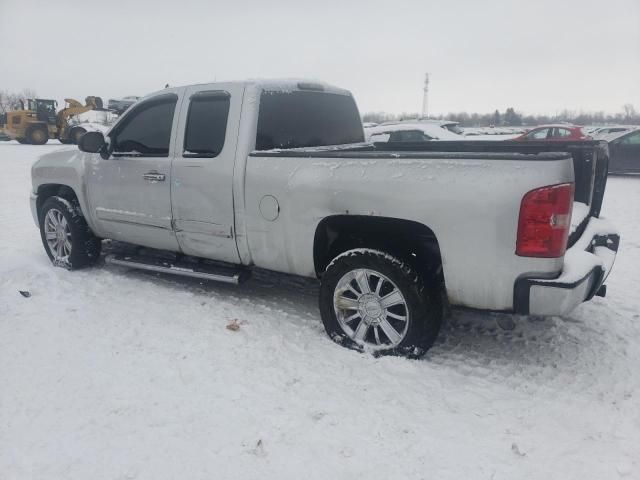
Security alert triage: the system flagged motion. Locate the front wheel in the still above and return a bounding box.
[39,196,101,269]
[319,249,442,358]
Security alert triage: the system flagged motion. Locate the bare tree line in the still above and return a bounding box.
[363,104,639,127]
[4,87,638,129]
[0,88,39,114]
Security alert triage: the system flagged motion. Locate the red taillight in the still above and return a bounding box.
[516,183,574,258]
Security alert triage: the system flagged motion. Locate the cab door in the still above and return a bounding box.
[85,93,181,251]
[170,83,244,264]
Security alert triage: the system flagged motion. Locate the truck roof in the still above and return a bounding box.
[146,79,352,100]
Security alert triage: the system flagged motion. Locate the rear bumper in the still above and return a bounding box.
[514,217,619,316]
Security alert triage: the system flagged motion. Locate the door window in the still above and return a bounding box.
[621,132,640,145]
[527,128,550,139]
[183,91,230,158]
[552,128,573,138]
[390,130,432,142]
[111,94,178,157]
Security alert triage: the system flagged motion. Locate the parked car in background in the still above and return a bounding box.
[590,126,636,138]
[425,119,464,134]
[462,126,527,137]
[602,128,640,174]
[107,96,140,114]
[514,125,590,141]
[364,121,462,142]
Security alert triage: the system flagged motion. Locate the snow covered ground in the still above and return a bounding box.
[1,141,639,479]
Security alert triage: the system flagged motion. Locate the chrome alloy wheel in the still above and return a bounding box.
[333,268,409,349]
[43,208,72,261]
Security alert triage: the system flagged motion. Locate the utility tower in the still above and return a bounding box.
[421,73,429,119]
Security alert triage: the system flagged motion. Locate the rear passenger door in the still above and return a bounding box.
[171,84,244,263]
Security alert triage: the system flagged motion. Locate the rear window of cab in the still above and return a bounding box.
[255,90,364,150]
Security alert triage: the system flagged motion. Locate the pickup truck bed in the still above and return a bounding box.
[247,140,617,316]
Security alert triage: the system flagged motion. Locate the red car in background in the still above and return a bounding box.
[514,125,591,141]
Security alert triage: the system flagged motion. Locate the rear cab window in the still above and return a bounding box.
[255,88,364,150]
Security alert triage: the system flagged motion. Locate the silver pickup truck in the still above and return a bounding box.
[30,79,619,357]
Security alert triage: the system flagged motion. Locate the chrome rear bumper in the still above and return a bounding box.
[514,217,619,316]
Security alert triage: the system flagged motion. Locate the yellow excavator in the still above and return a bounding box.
[0,96,103,145]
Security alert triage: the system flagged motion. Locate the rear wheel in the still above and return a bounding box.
[26,126,48,145]
[319,249,442,358]
[39,196,101,269]
[16,138,29,144]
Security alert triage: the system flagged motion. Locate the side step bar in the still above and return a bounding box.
[105,254,249,285]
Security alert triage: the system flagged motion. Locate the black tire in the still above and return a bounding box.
[26,126,48,145]
[39,196,101,269]
[58,136,72,144]
[70,127,86,145]
[319,249,442,358]
[16,138,29,144]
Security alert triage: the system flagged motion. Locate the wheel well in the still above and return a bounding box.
[313,215,443,281]
[36,184,79,216]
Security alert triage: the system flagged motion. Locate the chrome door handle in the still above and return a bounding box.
[143,172,165,181]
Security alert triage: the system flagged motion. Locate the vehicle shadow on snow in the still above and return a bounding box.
[105,260,603,380]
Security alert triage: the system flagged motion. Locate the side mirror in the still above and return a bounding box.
[78,131,106,154]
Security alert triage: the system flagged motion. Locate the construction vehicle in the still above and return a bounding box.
[0,96,103,145]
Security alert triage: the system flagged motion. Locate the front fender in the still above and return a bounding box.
[31,148,99,234]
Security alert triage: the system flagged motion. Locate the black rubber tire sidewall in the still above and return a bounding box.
[27,127,48,145]
[71,128,86,145]
[39,196,101,269]
[319,249,442,358]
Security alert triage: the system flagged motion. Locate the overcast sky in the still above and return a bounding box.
[1,0,639,116]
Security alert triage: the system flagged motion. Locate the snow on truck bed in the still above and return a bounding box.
[1,141,640,480]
